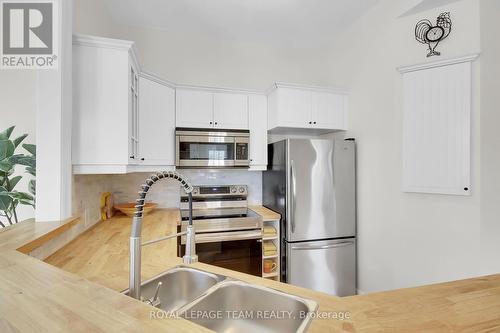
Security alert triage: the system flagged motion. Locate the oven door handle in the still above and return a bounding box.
[184,230,262,244]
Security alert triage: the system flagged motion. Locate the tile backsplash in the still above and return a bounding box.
[103,170,262,208]
[73,174,110,226]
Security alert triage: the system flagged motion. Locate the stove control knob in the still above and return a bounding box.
[231,187,237,193]
[239,186,245,194]
[192,187,199,195]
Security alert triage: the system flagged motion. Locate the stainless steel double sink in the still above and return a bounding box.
[123,266,318,333]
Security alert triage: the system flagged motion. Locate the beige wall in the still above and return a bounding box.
[479,0,500,275]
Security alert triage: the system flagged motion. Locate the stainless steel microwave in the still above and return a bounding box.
[175,128,250,168]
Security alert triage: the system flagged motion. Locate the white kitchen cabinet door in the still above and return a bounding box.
[213,93,249,129]
[401,60,472,196]
[248,94,268,169]
[274,87,312,127]
[311,91,347,130]
[72,35,140,174]
[129,64,139,162]
[139,75,175,166]
[267,84,349,134]
[176,89,214,128]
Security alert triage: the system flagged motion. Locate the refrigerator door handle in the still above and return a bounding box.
[291,241,355,250]
[290,159,296,233]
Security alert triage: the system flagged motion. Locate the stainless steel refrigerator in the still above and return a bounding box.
[263,139,356,296]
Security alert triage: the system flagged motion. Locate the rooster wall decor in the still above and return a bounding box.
[415,12,452,57]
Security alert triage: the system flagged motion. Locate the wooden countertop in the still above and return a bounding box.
[0,214,210,333]
[249,205,281,221]
[2,208,500,332]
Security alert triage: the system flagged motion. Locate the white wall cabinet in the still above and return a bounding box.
[138,73,176,168]
[268,83,348,133]
[248,94,268,170]
[311,91,346,129]
[72,34,274,174]
[72,35,141,174]
[176,88,249,130]
[175,89,214,128]
[214,93,248,129]
[270,87,311,127]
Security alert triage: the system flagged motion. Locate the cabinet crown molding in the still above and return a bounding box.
[175,83,265,95]
[140,71,176,89]
[266,82,349,95]
[73,34,134,50]
[397,53,480,74]
[73,34,140,71]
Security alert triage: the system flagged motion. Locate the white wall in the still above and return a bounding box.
[73,0,333,91]
[70,0,500,293]
[0,72,37,225]
[479,0,500,275]
[325,0,482,292]
[36,0,73,222]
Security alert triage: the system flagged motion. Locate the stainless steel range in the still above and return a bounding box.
[178,185,263,276]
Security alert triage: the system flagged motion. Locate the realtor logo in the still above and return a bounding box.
[1,0,58,69]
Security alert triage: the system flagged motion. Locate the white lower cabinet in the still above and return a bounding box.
[138,74,176,169]
[248,95,268,170]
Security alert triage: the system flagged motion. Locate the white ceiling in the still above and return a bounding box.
[103,0,379,48]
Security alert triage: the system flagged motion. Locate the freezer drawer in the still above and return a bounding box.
[287,238,356,296]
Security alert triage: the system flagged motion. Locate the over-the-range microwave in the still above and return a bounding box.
[175,128,250,168]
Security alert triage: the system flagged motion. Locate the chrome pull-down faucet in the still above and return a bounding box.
[129,171,198,300]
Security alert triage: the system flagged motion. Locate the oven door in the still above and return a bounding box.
[176,135,235,168]
[179,230,262,277]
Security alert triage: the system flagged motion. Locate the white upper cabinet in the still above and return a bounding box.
[130,65,139,162]
[176,88,249,130]
[176,89,214,128]
[248,94,268,169]
[268,83,348,134]
[138,73,176,168]
[72,34,141,174]
[213,93,248,129]
[271,87,311,127]
[311,91,346,129]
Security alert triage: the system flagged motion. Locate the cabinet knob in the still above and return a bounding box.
[313,121,317,124]
[210,121,213,125]
[308,121,312,125]
[214,122,218,125]
[141,158,145,161]
[130,155,135,159]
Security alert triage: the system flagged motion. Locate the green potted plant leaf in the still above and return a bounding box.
[0,126,36,227]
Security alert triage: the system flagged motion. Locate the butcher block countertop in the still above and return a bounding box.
[1,208,500,332]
